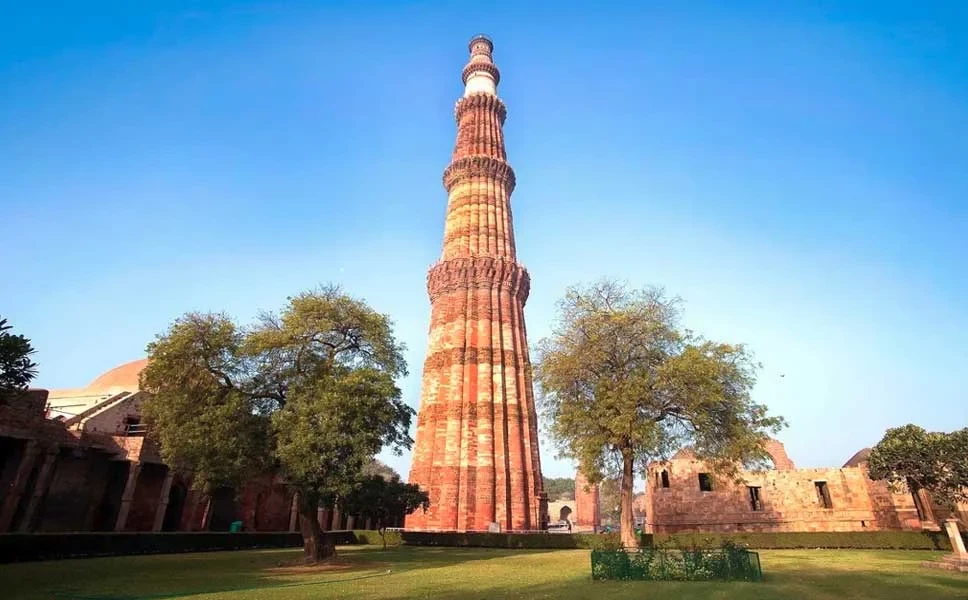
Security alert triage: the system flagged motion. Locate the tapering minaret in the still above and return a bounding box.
[406,36,548,532]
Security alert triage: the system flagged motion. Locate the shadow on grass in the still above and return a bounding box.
[39,546,567,600]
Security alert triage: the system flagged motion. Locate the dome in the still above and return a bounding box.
[842,448,872,468]
[87,358,149,392]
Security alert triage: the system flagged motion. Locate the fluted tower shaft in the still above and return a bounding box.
[406,36,548,532]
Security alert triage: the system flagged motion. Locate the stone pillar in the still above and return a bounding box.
[331,504,342,530]
[365,517,373,530]
[151,468,175,531]
[346,515,356,530]
[114,461,142,531]
[288,492,300,532]
[945,519,967,556]
[17,445,59,532]
[0,440,40,532]
[199,494,213,531]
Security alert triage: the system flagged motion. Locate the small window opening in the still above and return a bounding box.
[698,473,713,492]
[748,486,762,511]
[660,470,670,488]
[815,481,832,508]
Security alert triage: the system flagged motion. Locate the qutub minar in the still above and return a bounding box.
[406,35,549,531]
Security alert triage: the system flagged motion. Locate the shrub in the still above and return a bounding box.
[351,529,402,547]
[400,531,622,550]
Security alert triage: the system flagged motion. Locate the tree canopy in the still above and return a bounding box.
[543,477,575,501]
[0,317,38,400]
[140,285,414,562]
[867,424,968,516]
[534,280,785,547]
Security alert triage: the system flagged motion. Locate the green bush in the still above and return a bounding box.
[400,531,622,550]
[648,531,952,550]
[350,529,402,547]
[591,546,763,582]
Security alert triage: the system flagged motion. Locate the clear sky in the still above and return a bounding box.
[3,1,966,480]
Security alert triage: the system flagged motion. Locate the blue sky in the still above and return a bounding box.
[2,1,966,480]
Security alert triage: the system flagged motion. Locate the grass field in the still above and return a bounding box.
[4,545,967,599]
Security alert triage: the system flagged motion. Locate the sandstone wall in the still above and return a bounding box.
[645,454,925,534]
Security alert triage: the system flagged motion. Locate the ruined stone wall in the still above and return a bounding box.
[574,472,600,530]
[83,394,145,435]
[239,476,292,532]
[124,463,167,531]
[645,454,923,533]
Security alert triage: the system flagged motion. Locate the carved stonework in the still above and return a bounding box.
[426,257,530,303]
[454,92,507,124]
[442,156,516,192]
[461,61,501,86]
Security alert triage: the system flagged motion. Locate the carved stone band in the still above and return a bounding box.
[443,155,516,193]
[455,93,507,124]
[461,62,501,86]
[427,257,530,303]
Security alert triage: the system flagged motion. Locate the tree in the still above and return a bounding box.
[542,477,576,501]
[867,424,968,519]
[141,285,413,562]
[534,280,785,548]
[0,317,38,400]
[342,473,429,549]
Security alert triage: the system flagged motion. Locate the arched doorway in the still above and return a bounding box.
[558,505,572,524]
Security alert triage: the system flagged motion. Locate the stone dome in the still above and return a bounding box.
[87,358,149,392]
[842,447,872,468]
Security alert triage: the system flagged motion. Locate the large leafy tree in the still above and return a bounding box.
[542,477,576,501]
[141,286,413,562]
[867,424,968,520]
[0,317,38,401]
[534,280,785,547]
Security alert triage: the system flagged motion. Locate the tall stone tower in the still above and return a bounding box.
[406,35,548,532]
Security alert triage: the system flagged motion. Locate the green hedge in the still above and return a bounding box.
[372,530,959,551]
[399,531,623,550]
[649,531,954,550]
[350,529,402,547]
[0,531,356,563]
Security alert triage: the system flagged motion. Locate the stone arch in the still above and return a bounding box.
[558,505,572,523]
[761,439,795,470]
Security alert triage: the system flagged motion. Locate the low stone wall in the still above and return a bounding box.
[0,530,355,563]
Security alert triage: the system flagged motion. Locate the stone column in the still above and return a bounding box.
[365,517,373,530]
[0,440,40,532]
[151,468,175,531]
[331,504,342,530]
[288,492,300,532]
[945,518,967,556]
[114,461,142,531]
[346,515,356,530]
[918,488,937,523]
[17,445,59,532]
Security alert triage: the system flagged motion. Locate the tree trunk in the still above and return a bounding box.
[620,450,639,549]
[379,525,387,551]
[298,500,336,563]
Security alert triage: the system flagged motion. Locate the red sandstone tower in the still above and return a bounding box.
[406,36,548,532]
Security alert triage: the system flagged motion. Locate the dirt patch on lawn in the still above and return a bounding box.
[265,558,389,575]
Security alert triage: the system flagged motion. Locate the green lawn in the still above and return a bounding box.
[4,545,967,600]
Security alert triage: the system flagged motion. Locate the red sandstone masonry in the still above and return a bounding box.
[407,37,547,532]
